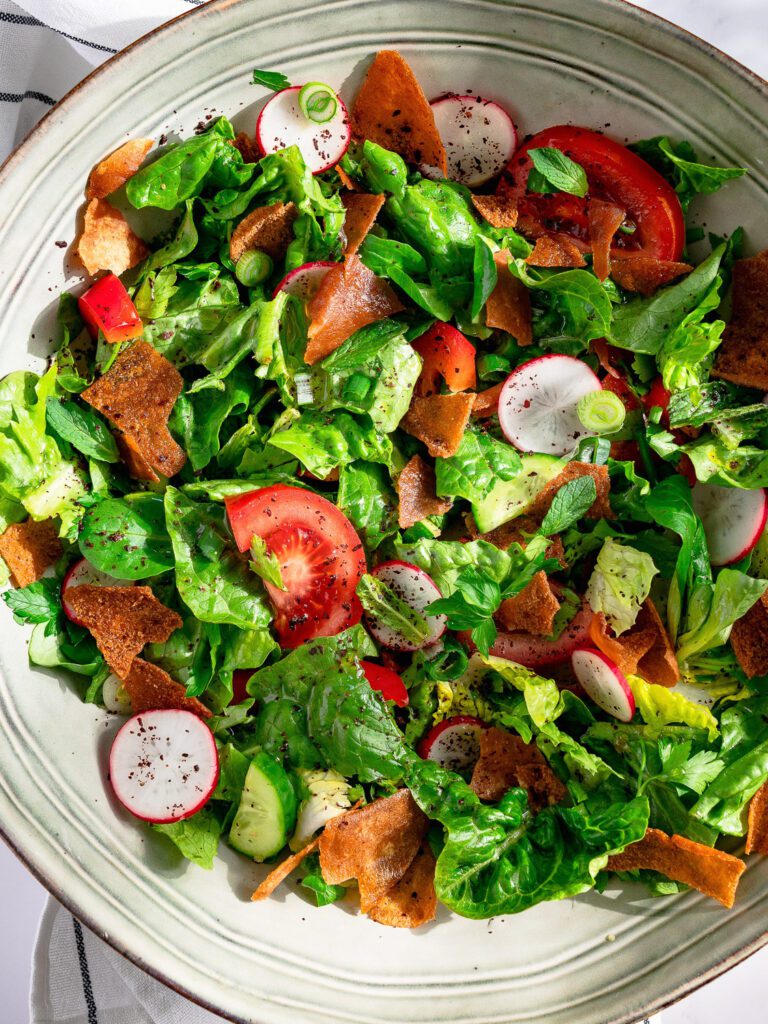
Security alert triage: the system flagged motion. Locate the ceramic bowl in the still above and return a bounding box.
[1,1,767,1021]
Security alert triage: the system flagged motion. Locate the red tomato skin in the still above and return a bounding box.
[505,126,685,261]
[231,669,254,704]
[642,377,672,427]
[412,323,476,396]
[361,661,409,707]
[601,373,640,412]
[78,274,143,343]
[224,485,366,648]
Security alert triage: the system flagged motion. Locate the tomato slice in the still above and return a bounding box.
[504,126,685,261]
[642,376,672,426]
[225,485,366,648]
[411,323,476,396]
[78,273,143,344]
[361,661,409,707]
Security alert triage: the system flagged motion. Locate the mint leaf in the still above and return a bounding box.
[251,69,292,91]
[527,147,588,198]
[540,476,597,536]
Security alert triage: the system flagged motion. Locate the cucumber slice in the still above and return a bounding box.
[229,752,297,861]
[473,453,565,533]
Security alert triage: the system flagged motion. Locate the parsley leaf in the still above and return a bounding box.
[527,147,589,198]
[249,535,286,591]
[3,578,62,634]
[251,69,292,91]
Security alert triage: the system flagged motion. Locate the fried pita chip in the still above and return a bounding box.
[0,518,61,589]
[746,781,768,856]
[589,599,679,686]
[342,193,385,257]
[471,726,566,809]
[230,132,260,164]
[609,252,692,296]
[336,165,360,191]
[366,843,437,928]
[496,571,561,636]
[82,340,185,481]
[587,199,625,281]
[397,454,451,529]
[528,462,612,521]
[712,249,768,390]
[319,789,429,912]
[65,584,182,679]
[305,255,404,364]
[471,381,504,419]
[123,658,212,719]
[351,50,447,175]
[526,234,587,269]
[730,591,768,679]
[229,201,298,264]
[485,250,532,345]
[401,391,476,459]
[86,138,154,200]
[251,837,321,901]
[471,193,518,229]
[607,827,745,908]
[478,516,566,566]
[77,198,149,277]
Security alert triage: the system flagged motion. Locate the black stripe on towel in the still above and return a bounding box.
[0,90,55,104]
[72,918,99,1024]
[0,11,118,53]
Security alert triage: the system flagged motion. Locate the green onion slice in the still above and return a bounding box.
[577,389,626,435]
[235,250,273,287]
[298,82,338,124]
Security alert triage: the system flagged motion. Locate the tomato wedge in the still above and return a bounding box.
[361,661,409,707]
[642,376,672,426]
[78,273,143,343]
[504,126,685,261]
[225,485,366,648]
[411,323,476,396]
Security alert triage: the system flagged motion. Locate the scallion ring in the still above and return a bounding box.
[577,389,626,434]
[298,82,338,124]
[235,250,273,287]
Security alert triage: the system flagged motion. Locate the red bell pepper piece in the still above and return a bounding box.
[78,273,143,344]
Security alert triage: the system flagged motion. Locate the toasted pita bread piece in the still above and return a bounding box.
[77,198,149,277]
[746,782,768,856]
[342,193,385,257]
[351,50,447,175]
[0,519,62,588]
[471,381,504,419]
[485,250,532,345]
[65,584,182,679]
[528,462,612,522]
[526,234,586,269]
[713,249,768,390]
[229,201,298,264]
[82,340,185,481]
[730,591,768,679]
[401,392,476,459]
[587,199,625,281]
[474,514,566,566]
[397,454,451,529]
[471,193,518,229]
[607,827,745,908]
[319,789,429,912]
[471,726,566,809]
[86,138,154,200]
[366,843,437,928]
[252,837,321,901]
[496,571,561,636]
[336,165,360,191]
[231,132,260,164]
[123,658,211,719]
[589,599,679,686]
[609,253,692,296]
[305,255,404,364]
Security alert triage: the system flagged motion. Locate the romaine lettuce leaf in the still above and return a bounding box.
[268,409,393,479]
[629,675,719,741]
[585,537,658,635]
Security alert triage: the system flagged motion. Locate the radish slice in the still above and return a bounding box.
[109,709,219,823]
[499,355,602,456]
[571,647,635,722]
[368,560,446,651]
[256,85,350,174]
[486,599,593,668]
[691,481,767,566]
[429,95,517,185]
[61,557,133,625]
[418,715,487,772]
[273,260,336,302]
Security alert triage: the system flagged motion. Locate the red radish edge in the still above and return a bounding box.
[570,647,635,723]
[429,94,517,186]
[418,715,488,772]
[256,86,350,174]
[61,558,132,625]
[272,260,336,301]
[692,481,768,566]
[109,709,219,824]
[483,599,594,669]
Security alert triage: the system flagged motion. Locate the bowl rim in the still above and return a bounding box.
[1,1,768,1021]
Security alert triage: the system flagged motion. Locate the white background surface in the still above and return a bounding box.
[1,0,768,1021]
